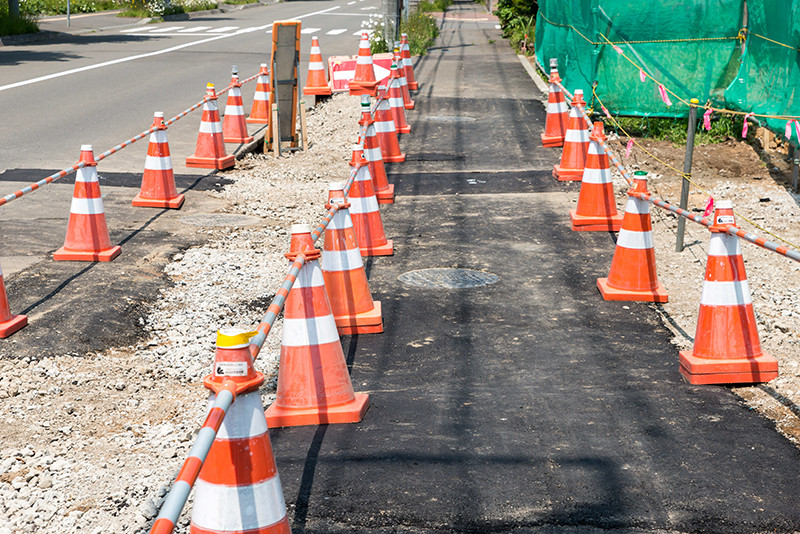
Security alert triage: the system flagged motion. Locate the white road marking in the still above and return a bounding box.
[119,27,144,33]
[326,28,347,35]
[148,26,183,32]
[0,5,341,93]
[347,1,356,4]
[300,27,321,34]
[208,26,240,33]
[360,5,377,9]
[353,28,374,35]
[177,26,212,32]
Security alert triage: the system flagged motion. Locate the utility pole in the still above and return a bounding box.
[9,0,20,18]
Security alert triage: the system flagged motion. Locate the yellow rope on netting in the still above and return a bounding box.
[750,31,800,53]
[537,12,743,46]
[591,86,800,251]
[597,33,800,121]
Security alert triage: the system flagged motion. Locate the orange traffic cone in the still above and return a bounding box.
[246,63,272,125]
[393,47,414,109]
[597,171,668,302]
[321,182,383,335]
[265,224,370,427]
[349,32,379,96]
[349,146,393,256]
[387,64,411,134]
[400,33,418,90]
[553,89,590,181]
[373,85,406,162]
[678,201,778,384]
[191,328,291,534]
[0,262,27,338]
[541,59,569,148]
[54,145,122,262]
[186,83,236,170]
[222,67,254,144]
[570,122,623,231]
[133,112,185,209]
[358,96,394,203]
[303,36,332,96]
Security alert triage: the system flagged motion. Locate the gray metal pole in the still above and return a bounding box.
[792,144,799,194]
[9,0,19,18]
[67,0,71,27]
[676,98,699,252]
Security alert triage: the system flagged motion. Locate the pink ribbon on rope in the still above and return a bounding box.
[742,113,754,138]
[703,108,712,130]
[794,120,800,141]
[786,121,792,140]
[639,69,646,83]
[703,197,715,218]
[613,44,624,54]
[602,106,611,119]
[658,84,672,107]
[625,139,634,158]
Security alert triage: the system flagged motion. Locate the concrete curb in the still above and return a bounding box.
[517,54,549,98]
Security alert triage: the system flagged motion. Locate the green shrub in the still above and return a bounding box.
[0,13,39,35]
[495,0,536,53]
[19,0,120,15]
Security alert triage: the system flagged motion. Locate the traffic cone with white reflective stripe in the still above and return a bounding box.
[349,32,379,96]
[265,225,370,427]
[541,60,569,147]
[191,328,290,534]
[394,47,414,109]
[222,67,254,144]
[247,64,272,125]
[54,145,121,262]
[373,86,406,162]
[303,36,332,96]
[679,201,778,384]
[0,262,27,338]
[400,33,418,90]
[388,64,411,134]
[570,122,622,231]
[133,112,185,209]
[358,96,393,203]
[321,182,383,335]
[349,146,393,256]
[553,89,590,181]
[186,83,236,170]
[597,171,667,302]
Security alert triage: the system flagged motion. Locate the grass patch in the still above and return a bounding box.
[399,1,439,55]
[611,114,745,145]
[223,0,257,5]
[0,14,39,36]
[417,0,451,12]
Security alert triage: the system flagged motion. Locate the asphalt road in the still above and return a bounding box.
[0,0,381,175]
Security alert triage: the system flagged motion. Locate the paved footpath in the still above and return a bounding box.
[270,2,800,533]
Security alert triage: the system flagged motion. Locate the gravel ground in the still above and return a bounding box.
[0,93,363,534]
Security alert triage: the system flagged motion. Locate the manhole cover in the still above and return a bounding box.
[179,214,263,227]
[398,268,499,288]
[426,115,477,123]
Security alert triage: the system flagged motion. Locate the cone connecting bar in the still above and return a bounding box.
[149,383,237,534]
[248,255,307,359]
[0,69,261,208]
[553,79,800,264]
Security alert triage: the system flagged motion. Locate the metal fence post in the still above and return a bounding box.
[791,144,799,194]
[676,98,699,252]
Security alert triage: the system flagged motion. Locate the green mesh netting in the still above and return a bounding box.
[535,0,744,118]
[724,0,800,147]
